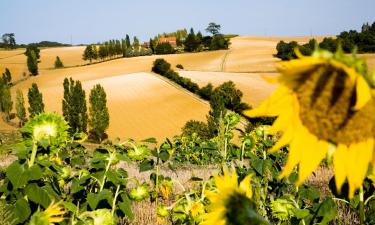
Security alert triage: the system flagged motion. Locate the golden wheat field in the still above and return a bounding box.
[1,36,375,140]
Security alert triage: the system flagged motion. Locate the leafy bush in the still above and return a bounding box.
[152,58,171,75]
[176,64,184,69]
[275,41,298,60]
[155,42,175,55]
[209,34,230,50]
[198,83,214,100]
[181,120,210,140]
[54,56,64,68]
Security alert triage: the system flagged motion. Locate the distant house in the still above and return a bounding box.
[141,42,150,48]
[158,37,177,48]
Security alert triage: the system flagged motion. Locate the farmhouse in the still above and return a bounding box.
[158,37,177,48]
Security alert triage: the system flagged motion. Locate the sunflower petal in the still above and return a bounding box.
[239,175,252,199]
[333,144,349,193]
[353,75,371,110]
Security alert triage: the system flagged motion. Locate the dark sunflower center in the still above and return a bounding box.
[224,192,267,225]
[291,63,375,145]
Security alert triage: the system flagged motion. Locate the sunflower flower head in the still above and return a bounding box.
[201,168,268,225]
[29,201,65,225]
[244,48,375,198]
[129,184,149,201]
[156,205,169,223]
[159,179,173,200]
[79,209,115,225]
[21,113,69,149]
[127,145,149,161]
[189,201,205,217]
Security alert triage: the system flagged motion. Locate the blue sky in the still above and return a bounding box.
[1,0,374,44]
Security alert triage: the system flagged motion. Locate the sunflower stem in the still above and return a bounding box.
[359,186,365,225]
[28,142,38,167]
[111,185,120,216]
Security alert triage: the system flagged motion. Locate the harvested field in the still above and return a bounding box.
[12,72,210,141]
[179,70,277,107]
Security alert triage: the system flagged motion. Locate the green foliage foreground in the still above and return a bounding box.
[0,112,373,224]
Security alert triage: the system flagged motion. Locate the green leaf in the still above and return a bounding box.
[25,183,51,208]
[159,151,170,162]
[13,198,31,223]
[87,189,113,210]
[27,165,43,181]
[251,158,265,176]
[62,201,77,213]
[298,186,320,201]
[118,194,134,220]
[6,161,28,189]
[293,208,310,219]
[139,159,154,172]
[316,198,337,224]
[141,137,157,144]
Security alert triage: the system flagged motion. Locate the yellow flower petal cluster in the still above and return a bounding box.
[244,50,375,198]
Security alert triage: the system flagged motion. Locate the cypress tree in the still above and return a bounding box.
[1,84,12,121]
[133,36,140,49]
[27,83,44,118]
[149,38,154,53]
[89,84,109,142]
[206,91,226,138]
[121,39,127,57]
[15,89,27,127]
[125,35,131,48]
[2,68,12,85]
[82,45,94,63]
[54,56,64,68]
[27,50,39,75]
[62,77,88,134]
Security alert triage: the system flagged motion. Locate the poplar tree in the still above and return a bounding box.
[89,84,109,142]
[1,83,12,121]
[125,35,131,48]
[62,77,88,134]
[15,89,27,126]
[54,56,64,68]
[27,83,44,118]
[27,50,39,75]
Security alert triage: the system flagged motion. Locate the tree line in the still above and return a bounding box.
[82,22,231,62]
[152,58,249,138]
[1,33,70,49]
[0,72,109,142]
[276,21,375,60]
[82,35,153,63]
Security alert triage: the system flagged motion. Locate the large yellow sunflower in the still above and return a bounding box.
[244,49,375,198]
[29,201,65,225]
[202,168,267,225]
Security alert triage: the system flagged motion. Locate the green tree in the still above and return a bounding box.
[206,92,226,137]
[2,33,16,49]
[15,89,27,126]
[89,84,109,142]
[155,42,175,55]
[26,50,39,75]
[92,45,99,60]
[206,22,221,35]
[54,56,64,68]
[181,120,210,140]
[2,68,12,85]
[25,45,41,60]
[99,44,107,60]
[0,76,13,121]
[133,36,140,49]
[184,28,199,52]
[62,78,88,134]
[121,39,127,57]
[27,83,44,118]
[149,38,155,53]
[215,81,248,112]
[209,34,229,50]
[125,34,131,48]
[82,45,95,63]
